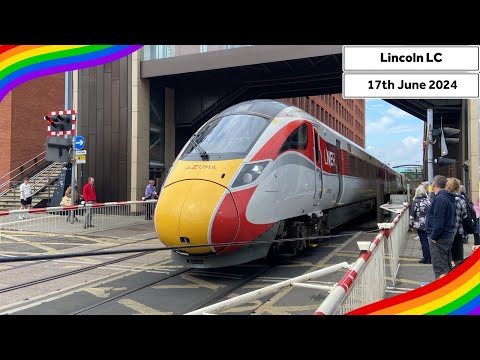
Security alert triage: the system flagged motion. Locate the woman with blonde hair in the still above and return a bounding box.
[410,185,432,263]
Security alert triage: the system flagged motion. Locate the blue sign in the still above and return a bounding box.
[75,136,85,150]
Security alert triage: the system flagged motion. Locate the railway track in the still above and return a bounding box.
[1,223,375,315]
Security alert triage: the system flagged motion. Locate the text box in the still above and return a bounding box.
[343,46,479,71]
[343,73,479,98]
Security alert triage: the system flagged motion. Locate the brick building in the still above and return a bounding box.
[279,95,365,147]
[0,73,65,181]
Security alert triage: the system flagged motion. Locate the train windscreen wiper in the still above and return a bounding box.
[191,135,209,160]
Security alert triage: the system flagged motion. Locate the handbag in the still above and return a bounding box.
[462,214,475,234]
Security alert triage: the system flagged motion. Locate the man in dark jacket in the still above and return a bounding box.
[426,175,456,279]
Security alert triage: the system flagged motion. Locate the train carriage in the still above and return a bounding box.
[154,100,406,268]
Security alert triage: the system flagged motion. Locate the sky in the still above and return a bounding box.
[365,99,425,168]
[365,100,480,170]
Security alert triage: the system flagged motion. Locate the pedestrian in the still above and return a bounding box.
[19,177,32,220]
[410,185,431,263]
[445,178,469,267]
[82,177,97,228]
[63,182,80,222]
[144,179,158,220]
[474,199,480,252]
[425,175,456,280]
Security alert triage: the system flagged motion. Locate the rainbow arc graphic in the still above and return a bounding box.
[347,246,480,315]
[0,45,142,103]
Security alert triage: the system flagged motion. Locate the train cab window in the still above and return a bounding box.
[279,123,308,153]
[181,114,269,159]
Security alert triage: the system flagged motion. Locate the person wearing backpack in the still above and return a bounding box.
[459,185,477,242]
[410,185,432,264]
[445,178,473,267]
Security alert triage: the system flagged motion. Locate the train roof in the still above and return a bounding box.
[214,100,403,176]
[215,99,289,120]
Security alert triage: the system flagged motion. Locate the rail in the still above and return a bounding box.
[31,162,64,196]
[0,151,47,194]
[0,200,158,236]
[314,204,409,315]
[3,162,62,200]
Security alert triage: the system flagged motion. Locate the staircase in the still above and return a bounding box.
[0,153,64,211]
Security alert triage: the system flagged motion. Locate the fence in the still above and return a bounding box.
[315,204,409,315]
[382,205,410,287]
[314,232,386,315]
[0,200,158,237]
[186,204,410,315]
[186,262,350,315]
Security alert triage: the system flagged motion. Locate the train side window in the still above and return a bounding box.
[279,123,308,153]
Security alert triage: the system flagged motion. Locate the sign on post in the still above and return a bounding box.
[75,150,87,164]
[75,135,85,150]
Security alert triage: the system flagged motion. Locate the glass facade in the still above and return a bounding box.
[149,83,165,182]
[142,45,251,61]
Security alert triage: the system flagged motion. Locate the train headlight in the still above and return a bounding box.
[242,173,254,184]
[232,161,269,188]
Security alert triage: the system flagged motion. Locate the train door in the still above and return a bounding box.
[335,140,343,204]
[313,127,323,206]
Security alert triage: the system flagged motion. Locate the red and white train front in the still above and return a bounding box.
[154,100,404,268]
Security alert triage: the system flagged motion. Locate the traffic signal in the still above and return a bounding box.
[44,110,76,162]
[45,110,76,136]
[434,126,460,167]
[46,136,71,162]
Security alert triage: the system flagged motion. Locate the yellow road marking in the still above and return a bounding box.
[153,274,225,291]
[0,233,58,252]
[0,230,117,245]
[118,299,173,315]
[253,232,361,315]
[83,286,128,298]
[260,304,319,315]
[0,250,47,256]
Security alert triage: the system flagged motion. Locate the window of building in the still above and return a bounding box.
[350,155,355,175]
[279,123,308,154]
[311,100,315,116]
[305,97,310,113]
[316,104,320,120]
[299,97,304,109]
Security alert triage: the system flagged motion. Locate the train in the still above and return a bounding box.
[154,99,406,268]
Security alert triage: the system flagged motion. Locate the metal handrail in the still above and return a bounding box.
[0,156,50,194]
[31,163,63,196]
[0,151,46,183]
[1,162,62,198]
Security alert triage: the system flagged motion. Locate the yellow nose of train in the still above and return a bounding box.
[154,160,243,254]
